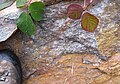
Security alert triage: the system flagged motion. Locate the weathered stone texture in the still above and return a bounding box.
[0,0,119,83]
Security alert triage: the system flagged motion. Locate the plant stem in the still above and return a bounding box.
[90,0,93,3]
[25,0,32,14]
[29,0,32,3]
[25,7,29,14]
[83,0,86,8]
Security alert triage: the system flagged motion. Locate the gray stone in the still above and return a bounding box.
[0,3,22,42]
[0,0,119,81]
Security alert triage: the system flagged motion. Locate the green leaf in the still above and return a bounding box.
[28,2,45,21]
[16,0,26,8]
[0,0,15,10]
[81,12,99,32]
[67,4,83,20]
[17,12,36,36]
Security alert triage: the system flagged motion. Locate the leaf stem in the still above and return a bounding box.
[25,7,29,14]
[29,0,32,3]
[90,0,93,3]
[83,0,86,9]
[25,0,32,14]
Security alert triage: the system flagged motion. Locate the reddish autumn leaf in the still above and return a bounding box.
[86,4,91,11]
[67,4,83,20]
[81,12,99,32]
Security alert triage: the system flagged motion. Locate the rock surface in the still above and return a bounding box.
[0,2,21,42]
[0,0,119,83]
[0,23,17,42]
[25,53,120,84]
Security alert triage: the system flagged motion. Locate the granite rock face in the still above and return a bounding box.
[0,0,119,83]
[0,23,17,42]
[0,3,22,42]
[25,53,120,84]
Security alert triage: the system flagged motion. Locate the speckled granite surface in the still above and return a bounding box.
[0,0,120,83]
